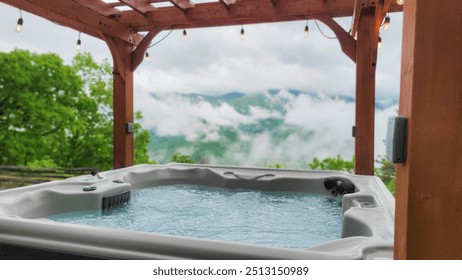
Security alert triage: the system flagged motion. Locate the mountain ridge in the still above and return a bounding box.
[141,89,397,168]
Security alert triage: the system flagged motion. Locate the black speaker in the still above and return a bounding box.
[386,116,408,164]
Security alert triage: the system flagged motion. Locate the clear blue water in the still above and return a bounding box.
[49,185,342,249]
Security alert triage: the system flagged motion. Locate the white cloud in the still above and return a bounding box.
[136,89,397,167]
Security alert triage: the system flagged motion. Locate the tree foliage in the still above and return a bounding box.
[307,155,396,195]
[375,156,396,195]
[0,49,152,170]
[171,153,196,164]
[308,155,354,173]
[266,163,286,169]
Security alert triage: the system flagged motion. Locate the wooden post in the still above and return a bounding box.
[354,7,377,175]
[105,37,135,169]
[394,0,462,259]
[102,29,160,169]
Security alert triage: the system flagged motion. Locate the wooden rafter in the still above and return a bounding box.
[170,0,194,12]
[119,0,156,15]
[1,0,402,47]
[71,0,121,17]
[219,0,237,9]
[119,0,402,32]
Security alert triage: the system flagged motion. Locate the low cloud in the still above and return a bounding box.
[136,89,397,168]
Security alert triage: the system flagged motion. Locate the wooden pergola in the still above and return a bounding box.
[1,0,461,259]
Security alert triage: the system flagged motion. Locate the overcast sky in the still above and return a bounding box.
[0,3,403,100]
[0,3,403,161]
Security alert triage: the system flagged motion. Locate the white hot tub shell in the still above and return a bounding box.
[0,164,395,259]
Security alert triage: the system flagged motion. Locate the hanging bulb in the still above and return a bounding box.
[384,16,391,31]
[378,36,382,49]
[183,29,188,40]
[76,32,81,52]
[16,10,23,33]
[304,21,309,38]
[145,52,150,62]
[396,0,405,5]
[16,17,23,33]
[16,10,24,33]
[240,26,245,40]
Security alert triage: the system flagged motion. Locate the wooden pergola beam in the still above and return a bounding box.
[122,1,326,31]
[120,0,403,32]
[0,0,102,39]
[2,0,142,45]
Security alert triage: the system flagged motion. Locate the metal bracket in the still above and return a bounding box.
[126,123,134,134]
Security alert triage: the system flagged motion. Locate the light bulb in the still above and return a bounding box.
[240,27,245,40]
[304,25,309,38]
[397,0,405,5]
[378,36,382,49]
[76,32,81,52]
[384,16,390,31]
[16,18,23,33]
[183,29,188,40]
[145,52,150,62]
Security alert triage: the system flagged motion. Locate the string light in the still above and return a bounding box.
[314,19,337,39]
[76,32,81,52]
[240,25,245,40]
[378,36,382,49]
[304,20,309,38]
[145,52,150,62]
[183,29,188,40]
[16,10,23,33]
[397,0,405,5]
[383,16,391,31]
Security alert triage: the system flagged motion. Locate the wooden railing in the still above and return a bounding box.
[0,166,99,190]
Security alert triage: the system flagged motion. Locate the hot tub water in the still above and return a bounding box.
[49,184,343,249]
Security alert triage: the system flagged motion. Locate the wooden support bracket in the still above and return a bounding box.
[315,14,357,62]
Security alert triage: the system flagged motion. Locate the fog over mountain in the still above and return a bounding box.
[137,89,397,168]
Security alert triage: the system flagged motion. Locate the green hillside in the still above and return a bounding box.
[146,90,397,168]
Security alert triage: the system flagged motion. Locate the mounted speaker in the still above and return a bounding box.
[386,116,408,164]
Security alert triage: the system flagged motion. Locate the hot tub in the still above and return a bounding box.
[0,164,394,259]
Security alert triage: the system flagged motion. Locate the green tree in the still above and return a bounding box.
[134,111,155,164]
[0,50,152,169]
[171,153,196,164]
[308,155,354,173]
[266,163,285,169]
[375,156,396,195]
[307,155,396,195]
[0,49,82,166]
